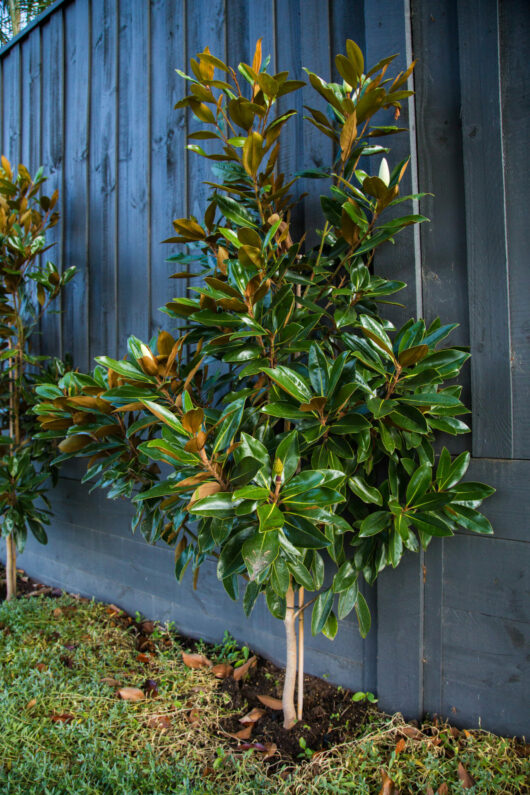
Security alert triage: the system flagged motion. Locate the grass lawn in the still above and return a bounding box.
[0,591,527,794]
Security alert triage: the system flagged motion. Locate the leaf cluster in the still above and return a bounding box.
[0,159,75,550]
[34,41,494,638]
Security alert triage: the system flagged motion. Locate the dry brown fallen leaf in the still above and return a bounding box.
[26,698,37,710]
[457,762,476,788]
[35,662,47,672]
[106,604,122,615]
[50,713,75,724]
[212,663,233,679]
[182,651,212,669]
[401,725,423,739]
[395,737,406,755]
[187,708,201,725]
[137,653,151,664]
[437,783,449,795]
[101,677,121,687]
[53,607,63,618]
[261,742,277,759]
[379,770,399,795]
[227,725,253,741]
[257,694,283,710]
[239,707,265,725]
[147,713,172,730]
[141,621,156,635]
[118,687,145,702]
[233,655,257,681]
[426,787,435,795]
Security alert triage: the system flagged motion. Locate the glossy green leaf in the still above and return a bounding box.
[355,592,371,637]
[189,493,236,517]
[242,530,280,580]
[438,451,471,490]
[348,476,383,506]
[287,558,314,590]
[338,581,359,619]
[311,588,334,635]
[263,365,312,403]
[411,512,454,537]
[257,503,285,532]
[359,511,391,537]
[447,504,493,535]
[406,464,432,506]
[333,561,357,593]
[330,412,371,434]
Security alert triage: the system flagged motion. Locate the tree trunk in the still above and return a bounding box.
[297,586,304,721]
[5,534,16,600]
[5,348,20,600]
[8,0,20,35]
[282,582,297,729]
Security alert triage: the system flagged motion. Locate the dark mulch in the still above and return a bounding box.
[0,563,61,602]
[217,662,369,761]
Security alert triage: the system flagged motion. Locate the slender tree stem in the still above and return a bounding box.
[282,581,297,729]
[5,534,16,600]
[297,586,305,721]
[5,348,19,601]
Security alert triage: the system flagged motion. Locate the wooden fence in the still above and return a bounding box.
[1,0,528,736]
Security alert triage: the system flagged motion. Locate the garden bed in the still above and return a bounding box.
[0,564,528,794]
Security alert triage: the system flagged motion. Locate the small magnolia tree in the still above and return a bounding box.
[0,158,75,599]
[35,41,494,728]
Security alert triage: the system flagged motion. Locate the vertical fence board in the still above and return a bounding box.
[88,0,118,361]
[40,12,64,358]
[411,0,470,455]
[363,0,420,324]
[149,0,186,338]
[457,0,513,459]
[185,0,226,261]
[364,0,424,719]
[1,47,21,165]
[63,0,90,371]
[275,0,304,233]
[117,1,149,351]
[499,0,530,459]
[20,31,41,172]
[299,0,332,249]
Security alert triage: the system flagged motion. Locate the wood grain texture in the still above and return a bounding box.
[499,0,530,459]
[367,0,424,719]
[275,0,304,234]
[20,30,41,172]
[62,0,90,371]
[1,46,21,165]
[117,0,149,351]
[299,0,332,249]
[149,0,186,337]
[457,0,513,458]
[39,12,64,359]
[411,0,470,455]
[185,0,225,263]
[363,0,421,325]
[88,0,118,361]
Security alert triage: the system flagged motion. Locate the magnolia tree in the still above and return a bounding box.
[0,159,75,599]
[35,41,494,728]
